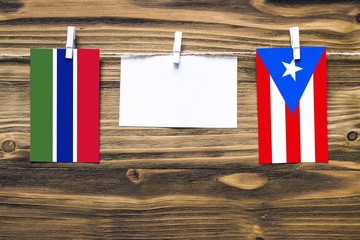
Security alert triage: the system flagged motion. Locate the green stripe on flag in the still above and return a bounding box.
[30,49,53,162]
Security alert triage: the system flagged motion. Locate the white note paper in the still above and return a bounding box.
[119,55,237,128]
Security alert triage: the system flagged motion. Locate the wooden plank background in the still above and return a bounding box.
[0,0,359,239]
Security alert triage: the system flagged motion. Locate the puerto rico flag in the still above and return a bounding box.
[30,49,100,163]
[256,47,328,164]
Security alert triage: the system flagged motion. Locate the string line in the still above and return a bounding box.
[0,51,359,58]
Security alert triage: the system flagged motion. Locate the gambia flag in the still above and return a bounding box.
[30,49,100,163]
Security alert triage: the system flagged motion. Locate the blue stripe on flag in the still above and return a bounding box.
[57,49,73,162]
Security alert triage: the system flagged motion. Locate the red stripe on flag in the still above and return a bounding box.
[77,49,100,163]
[285,104,301,163]
[314,50,328,163]
[256,53,272,164]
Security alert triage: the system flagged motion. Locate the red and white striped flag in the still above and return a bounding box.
[256,47,328,164]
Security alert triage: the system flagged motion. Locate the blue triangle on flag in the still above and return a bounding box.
[257,46,325,113]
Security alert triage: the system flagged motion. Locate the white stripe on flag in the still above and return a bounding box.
[300,76,316,162]
[73,50,78,162]
[270,77,287,164]
[52,49,57,162]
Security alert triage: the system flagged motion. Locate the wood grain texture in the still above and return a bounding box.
[0,0,359,239]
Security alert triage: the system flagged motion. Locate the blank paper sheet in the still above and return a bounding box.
[119,55,237,128]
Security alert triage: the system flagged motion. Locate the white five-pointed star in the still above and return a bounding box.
[282,60,303,81]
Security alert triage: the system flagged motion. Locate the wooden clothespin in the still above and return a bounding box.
[290,27,300,60]
[173,31,182,64]
[66,26,76,59]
